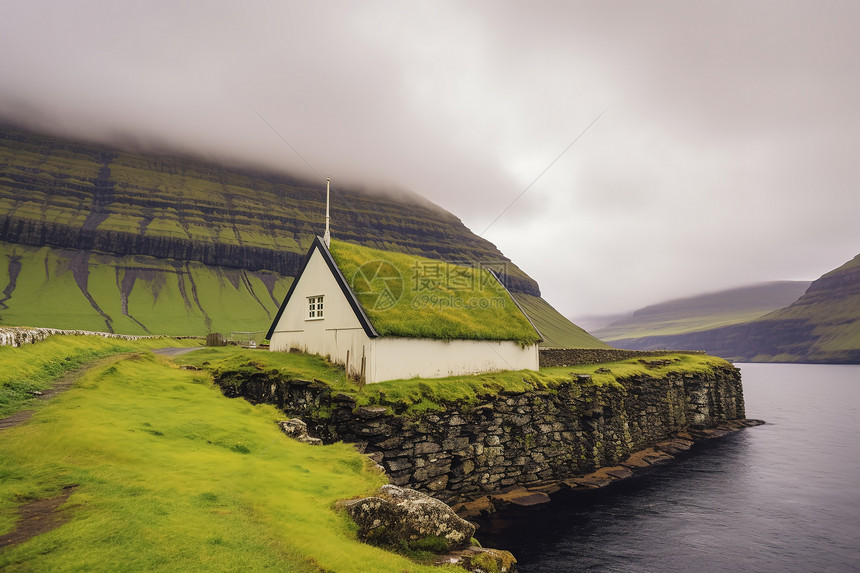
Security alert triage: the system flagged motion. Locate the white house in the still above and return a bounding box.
[266,236,541,384]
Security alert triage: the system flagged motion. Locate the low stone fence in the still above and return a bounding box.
[539,347,705,368]
[0,327,157,347]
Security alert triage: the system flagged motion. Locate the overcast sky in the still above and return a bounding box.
[1,1,858,319]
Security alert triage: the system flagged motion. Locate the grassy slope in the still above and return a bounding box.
[0,346,451,572]
[511,293,609,348]
[0,335,200,418]
[329,239,541,344]
[594,281,812,341]
[749,255,860,359]
[0,242,293,336]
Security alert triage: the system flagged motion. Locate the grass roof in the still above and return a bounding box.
[328,239,541,344]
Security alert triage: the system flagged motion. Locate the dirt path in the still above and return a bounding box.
[0,348,202,432]
[0,348,205,549]
[0,350,168,549]
[0,485,78,550]
[151,346,204,357]
[0,357,104,549]
[0,360,100,432]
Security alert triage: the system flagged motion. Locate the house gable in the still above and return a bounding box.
[266,236,377,340]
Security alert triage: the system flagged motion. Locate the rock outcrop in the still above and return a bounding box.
[340,485,518,571]
[339,485,475,550]
[435,546,518,573]
[277,418,322,445]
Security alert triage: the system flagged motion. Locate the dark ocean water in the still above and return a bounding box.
[474,364,860,572]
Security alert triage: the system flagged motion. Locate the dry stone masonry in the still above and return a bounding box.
[216,360,747,505]
[538,347,706,368]
[0,327,156,347]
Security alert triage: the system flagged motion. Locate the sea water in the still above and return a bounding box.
[474,363,860,572]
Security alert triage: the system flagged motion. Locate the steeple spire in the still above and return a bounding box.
[323,177,331,247]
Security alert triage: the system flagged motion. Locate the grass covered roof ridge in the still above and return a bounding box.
[328,239,541,344]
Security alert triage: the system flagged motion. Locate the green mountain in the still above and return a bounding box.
[0,123,604,348]
[595,281,812,341]
[609,257,860,363]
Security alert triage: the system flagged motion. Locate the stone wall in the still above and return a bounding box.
[0,326,178,347]
[215,362,745,504]
[538,347,705,367]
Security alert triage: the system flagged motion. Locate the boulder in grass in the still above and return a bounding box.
[339,485,476,551]
[277,419,322,445]
[436,546,518,573]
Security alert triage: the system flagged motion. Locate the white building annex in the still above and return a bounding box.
[265,236,542,384]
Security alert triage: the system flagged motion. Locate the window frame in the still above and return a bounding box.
[307,295,325,320]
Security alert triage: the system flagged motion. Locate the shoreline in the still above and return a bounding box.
[452,418,765,520]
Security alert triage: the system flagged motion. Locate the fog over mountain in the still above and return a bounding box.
[2,1,858,317]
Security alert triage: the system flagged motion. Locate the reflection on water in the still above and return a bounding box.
[474,364,860,572]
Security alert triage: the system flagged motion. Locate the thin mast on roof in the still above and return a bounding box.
[323,177,331,247]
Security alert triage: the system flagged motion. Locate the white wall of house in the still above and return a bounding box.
[366,338,538,383]
[269,246,540,384]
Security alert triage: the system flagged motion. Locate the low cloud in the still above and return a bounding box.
[1,0,858,318]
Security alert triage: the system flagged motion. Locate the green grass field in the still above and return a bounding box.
[0,335,200,418]
[0,242,293,337]
[0,345,454,572]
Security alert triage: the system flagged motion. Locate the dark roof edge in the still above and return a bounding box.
[266,237,378,340]
[317,237,378,338]
[486,268,544,343]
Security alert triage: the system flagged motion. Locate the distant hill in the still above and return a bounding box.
[569,312,630,334]
[609,256,860,363]
[0,124,605,348]
[594,281,812,341]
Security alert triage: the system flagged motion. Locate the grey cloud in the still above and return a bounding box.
[1,0,858,318]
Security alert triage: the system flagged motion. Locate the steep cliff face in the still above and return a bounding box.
[0,124,538,294]
[0,124,604,344]
[746,253,860,362]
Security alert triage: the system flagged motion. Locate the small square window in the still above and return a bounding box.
[307,295,324,319]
